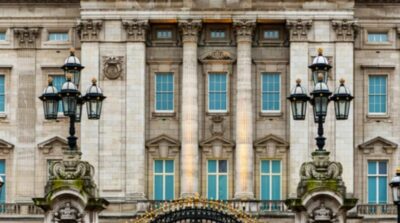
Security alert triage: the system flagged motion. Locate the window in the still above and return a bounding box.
[155,73,174,112]
[210,30,226,39]
[262,73,281,112]
[0,75,4,113]
[207,160,228,200]
[260,160,281,200]
[368,75,387,114]
[368,161,388,204]
[156,30,172,39]
[48,32,69,41]
[368,32,388,43]
[154,160,174,200]
[208,73,227,112]
[264,30,279,40]
[50,75,66,113]
[0,160,5,203]
[0,33,5,41]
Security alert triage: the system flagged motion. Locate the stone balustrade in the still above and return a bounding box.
[0,203,43,215]
[357,204,397,216]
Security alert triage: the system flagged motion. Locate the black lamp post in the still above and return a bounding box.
[390,168,400,223]
[287,48,353,151]
[39,49,106,151]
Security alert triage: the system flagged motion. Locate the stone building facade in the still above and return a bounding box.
[0,0,399,222]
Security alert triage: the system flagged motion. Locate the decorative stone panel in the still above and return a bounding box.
[358,136,398,155]
[38,136,68,155]
[102,56,124,80]
[14,27,40,48]
[286,19,312,41]
[332,20,358,41]
[77,19,103,41]
[122,19,148,42]
[0,139,14,155]
[178,19,202,43]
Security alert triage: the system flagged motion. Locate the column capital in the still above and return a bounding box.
[233,19,256,42]
[122,19,149,42]
[13,27,40,48]
[286,19,312,42]
[178,19,202,43]
[77,19,103,42]
[332,20,358,42]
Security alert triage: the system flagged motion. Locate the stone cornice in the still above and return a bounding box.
[286,19,312,42]
[0,0,79,3]
[233,19,256,42]
[178,19,202,43]
[14,27,40,48]
[332,20,358,42]
[77,19,103,42]
[122,19,148,42]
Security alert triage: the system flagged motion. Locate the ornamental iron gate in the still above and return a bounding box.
[133,195,257,223]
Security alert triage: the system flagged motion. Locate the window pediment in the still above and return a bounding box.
[146,134,180,158]
[38,136,68,155]
[0,138,14,155]
[358,136,397,154]
[199,50,235,64]
[200,135,234,148]
[200,136,234,158]
[254,134,289,156]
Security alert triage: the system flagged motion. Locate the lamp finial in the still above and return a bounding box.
[48,77,53,85]
[317,48,323,56]
[66,73,72,81]
[70,47,75,55]
[339,78,345,85]
[396,167,400,175]
[92,77,97,85]
[296,78,301,85]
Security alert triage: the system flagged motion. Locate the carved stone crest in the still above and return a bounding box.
[286,19,312,41]
[309,202,338,223]
[53,202,83,223]
[102,56,124,80]
[210,115,225,136]
[14,27,39,48]
[332,20,358,41]
[77,19,103,41]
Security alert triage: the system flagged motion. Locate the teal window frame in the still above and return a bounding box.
[0,32,5,41]
[367,160,388,204]
[208,73,228,112]
[153,160,174,200]
[0,160,5,203]
[155,73,174,112]
[260,160,281,200]
[263,30,279,40]
[367,32,388,43]
[207,160,228,200]
[261,73,281,112]
[156,30,172,39]
[368,75,387,114]
[0,75,5,113]
[50,75,66,113]
[210,30,226,39]
[48,32,69,41]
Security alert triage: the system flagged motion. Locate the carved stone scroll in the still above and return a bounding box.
[286,19,312,41]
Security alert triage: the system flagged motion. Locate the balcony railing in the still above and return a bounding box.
[357,204,397,216]
[0,203,43,215]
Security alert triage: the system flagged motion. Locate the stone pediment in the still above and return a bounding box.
[254,134,288,148]
[200,136,234,148]
[199,50,235,63]
[0,139,14,155]
[146,134,180,148]
[38,136,68,154]
[358,136,398,154]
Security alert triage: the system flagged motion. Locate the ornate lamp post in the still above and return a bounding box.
[39,48,106,151]
[389,168,400,223]
[287,48,353,151]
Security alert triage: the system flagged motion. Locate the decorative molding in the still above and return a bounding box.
[254,134,289,156]
[102,56,124,80]
[38,136,68,155]
[0,139,14,155]
[146,134,180,158]
[300,151,343,181]
[178,19,202,43]
[209,115,225,136]
[233,19,256,42]
[332,20,358,41]
[53,202,83,223]
[360,64,396,70]
[309,202,336,222]
[200,135,234,158]
[122,19,149,42]
[286,19,312,41]
[14,27,39,48]
[358,136,398,154]
[199,50,236,64]
[77,19,103,41]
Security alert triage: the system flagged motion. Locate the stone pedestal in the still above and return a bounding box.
[286,151,357,223]
[33,151,108,223]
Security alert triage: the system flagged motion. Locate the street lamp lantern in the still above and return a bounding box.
[83,78,106,120]
[331,79,354,120]
[309,48,331,85]
[75,96,84,123]
[287,79,310,120]
[59,74,80,117]
[390,168,400,223]
[39,77,61,120]
[61,48,84,87]
[310,74,332,123]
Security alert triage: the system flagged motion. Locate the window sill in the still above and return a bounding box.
[206,111,229,116]
[366,114,391,122]
[259,112,283,117]
[152,112,176,118]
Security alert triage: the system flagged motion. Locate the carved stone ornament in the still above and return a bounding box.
[0,139,14,155]
[300,151,343,181]
[102,56,124,80]
[178,19,202,43]
[122,19,149,42]
[202,50,235,61]
[14,27,39,48]
[286,19,312,41]
[210,115,225,136]
[53,202,83,223]
[38,136,68,155]
[77,19,103,41]
[233,19,256,42]
[309,202,338,223]
[332,20,358,41]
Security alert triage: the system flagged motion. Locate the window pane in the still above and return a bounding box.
[368,161,377,175]
[368,33,388,42]
[211,30,226,39]
[262,73,280,111]
[378,176,387,204]
[208,73,227,111]
[272,160,281,174]
[218,175,227,200]
[51,75,66,113]
[378,161,387,174]
[154,160,163,173]
[0,75,4,112]
[368,176,377,204]
[49,33,69,41]
[165,175,174,200]
[208,160,217,173]
[155,73,174,111]
[261,175,270,200]
[271,175,281,200]
[157,30,172,39]
[165,160,174,173]
[264,30,279,39]
[208,175,217,199]
[368,75,387,113]
[218,160,227,173]
[154,175,163,200]
[0,160,5,174]
[261,160,270,173]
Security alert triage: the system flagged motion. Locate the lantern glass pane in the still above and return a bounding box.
[75,103,82,122]
[291,100,306,120]
[62,96,77,116]
[335,100,350,120]
[87,99,102,119]
[43,99,58,119]
[64,70,81,87]
[312,71,328,85]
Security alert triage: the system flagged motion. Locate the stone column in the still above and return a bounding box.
[332,20,356,194]
[233,19,255,199]
[123,19,148,200]
[78,20,103,185]
[178,19,202,197]
[286,19,312,196]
